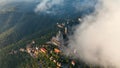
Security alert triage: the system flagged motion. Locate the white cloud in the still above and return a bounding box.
[0,0,35,6]
[35,0,64,13]
[73,0,96,12]
[35,0,96,14]
[67,0,120,68]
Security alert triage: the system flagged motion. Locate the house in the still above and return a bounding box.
[57,23,64,28]
[71,60,75,66]
[54,48,61,53]
[26,47,32,53]
[26,44,32,53]
[34,50,39,57]
[9,50,18,54]
[19,48,25,52]
[78,18,82,22]
[73,49,77,54]
[51,37,61,46]
[35,47,39,50]
[52,41,60,46]
[49,56,53,61]
[53,60,57,63]
[57,62,61,67]
[40,48,47,53]
[32,40,35,44]
[64,27,68,34]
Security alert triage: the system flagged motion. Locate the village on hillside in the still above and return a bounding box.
[8,18,92,68]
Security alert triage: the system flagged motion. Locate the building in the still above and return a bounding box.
[40,48,47,53]
[64,27,68,35]
[51,37,61,46]
[54,48,61,53]
[19,48,25,52]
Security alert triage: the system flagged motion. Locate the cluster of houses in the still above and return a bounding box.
[17,20,78,67]
[9,49,18,55]
[19,40,63,67]
[18,40,61,58]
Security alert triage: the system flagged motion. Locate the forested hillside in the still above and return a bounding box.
[0,0,96,68]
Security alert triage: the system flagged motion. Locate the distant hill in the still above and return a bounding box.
[0,1,58,47]
[0,0,96,48]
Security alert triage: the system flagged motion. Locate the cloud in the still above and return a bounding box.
[0,0,38,13]
[72,0,97,12]
[35,0,64,14]
[0,0,35,6]
[66,0,120,68]
[35,0,97,14]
